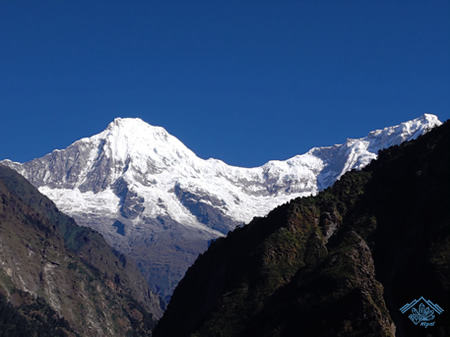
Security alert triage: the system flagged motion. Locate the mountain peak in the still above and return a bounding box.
[405,113,442,130]
[107,117,164,132]
[87,117,197,167]
[1,114,443,302]
[104,117,170,142]
[420,113,441,123]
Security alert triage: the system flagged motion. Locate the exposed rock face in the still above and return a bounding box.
[0,165,161,336]
[1,114,441,302]
[154,121,450,337]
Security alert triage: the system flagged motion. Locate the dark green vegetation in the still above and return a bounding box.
[0,290,76,337]
[155,121,450,337]
[0,165,161,336]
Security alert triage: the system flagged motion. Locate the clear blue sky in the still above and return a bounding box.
[1,1,449,167]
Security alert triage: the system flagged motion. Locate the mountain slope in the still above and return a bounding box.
[154,120,450,337]
[0,165,162,336]
[1,114,441,302]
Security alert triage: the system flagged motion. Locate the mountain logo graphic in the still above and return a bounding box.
[400,297,444,328]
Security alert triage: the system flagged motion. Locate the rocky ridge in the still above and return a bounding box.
[154,120,450,337]
[0,165,161,336]
[1,114,442,301]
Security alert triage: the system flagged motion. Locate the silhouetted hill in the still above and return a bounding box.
[0,165,162,336]
[154,120,450,337]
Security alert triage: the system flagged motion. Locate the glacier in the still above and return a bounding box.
[1,113,442,303]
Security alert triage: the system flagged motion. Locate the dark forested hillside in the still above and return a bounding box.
[0,165,162,336]
[154,121,450,337]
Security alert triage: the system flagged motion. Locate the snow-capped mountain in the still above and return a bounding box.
[1,114,442,302]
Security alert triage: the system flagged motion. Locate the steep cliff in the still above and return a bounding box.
[0,165,162,336]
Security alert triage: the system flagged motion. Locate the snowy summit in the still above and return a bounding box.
[2,113,442,301]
